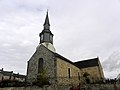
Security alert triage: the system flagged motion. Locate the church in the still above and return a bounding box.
[26,12,104,85]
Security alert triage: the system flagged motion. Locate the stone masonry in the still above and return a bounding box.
[27,45,56,84]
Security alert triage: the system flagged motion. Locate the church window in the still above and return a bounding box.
[68,68,71,78]
[78,72,80,80]
[38,58,43,73]
[44,33,49,41]
[50,35,53,43]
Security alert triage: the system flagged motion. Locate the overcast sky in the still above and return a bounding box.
[0,0,120,78]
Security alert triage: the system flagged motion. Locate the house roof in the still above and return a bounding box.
[1,71,13,76]
[0,68,26,78]
[74,57,99,68]
[13,73,26,78]
[55,53,100,69]
[55,53,75,66]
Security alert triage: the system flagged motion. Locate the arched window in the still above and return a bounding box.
[78,72,80,80]
[38,58,44,73]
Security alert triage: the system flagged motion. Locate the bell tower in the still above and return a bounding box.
[27,11,56,83]
[38,11,55,52]
[39,11,53,44]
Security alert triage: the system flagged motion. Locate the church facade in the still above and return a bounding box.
[26,12,104,85]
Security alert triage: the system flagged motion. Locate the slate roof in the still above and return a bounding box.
[55,53,75,66]
[74,57,99,68]
[0,68,26,78]
[55,53,100,69]
[44,11,50,26]
[13,73,26,78]
[1,71,13,76]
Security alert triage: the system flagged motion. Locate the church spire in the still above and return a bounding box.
[43,11,50,30]
[44,11,50,26]
[39,11,53,44]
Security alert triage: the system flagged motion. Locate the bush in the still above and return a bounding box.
[0,80,26,87]
[33,68,50,87]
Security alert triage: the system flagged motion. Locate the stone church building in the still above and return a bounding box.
[26,12,104,85]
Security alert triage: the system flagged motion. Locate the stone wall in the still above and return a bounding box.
[0,84,120,90]
[56,58,80,85]
[87,84,120,90]
[27,45,56,84]
[0,86,55,90]
[80,66,103,82]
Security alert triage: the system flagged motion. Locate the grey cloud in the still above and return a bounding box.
[103,51,120,72]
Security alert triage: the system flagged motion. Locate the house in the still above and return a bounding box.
[0,68,13,81]
[13,73,26,82]
[0,68,26,82]
[26,12,104,85]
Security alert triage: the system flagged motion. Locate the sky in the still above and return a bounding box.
[0,0,120,78]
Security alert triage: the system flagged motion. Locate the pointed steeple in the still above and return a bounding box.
[43,11,50,30]
[44,11,50,26]
[39,11,53,44]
